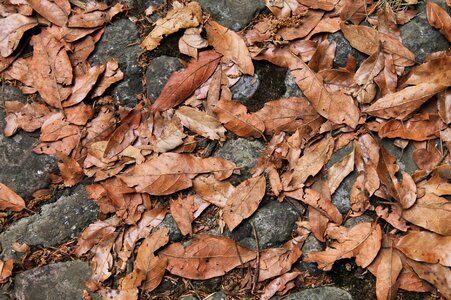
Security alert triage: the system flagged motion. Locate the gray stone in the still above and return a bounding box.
[0,86,56,200]
[14,261,96,300]
[227,200,299,250]
[231,74,260,100]
[90,18,142,107]
[156,214,183,243]
[214,138,264,179]
[296,233,325,276]
[197,0,266,31]
[328,31,368,68]
[283,287,353,300]
[284,71,304,98]
[146,56,183,102]
[400,1,450,63]
[0,185,98,261]
[380,139,417,175]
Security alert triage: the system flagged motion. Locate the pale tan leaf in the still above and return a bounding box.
[193,175,235,208]
[0,182,26,212]
[28,0,69,26]
[0,14,37,57]
[175,106,226,141]
[407,259,451,299]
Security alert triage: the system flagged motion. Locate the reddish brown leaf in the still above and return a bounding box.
[99,289,138,300]
[67,4,124,28]
[160,234,256,280]
[0,182,26,212]
[175,106,226,141]
[396,231,451,266]
[212,99,265,138]
[375,205,409,232]
[223,176,266,231]
[406,259,451,299]
[104,109,141,159]
[91,59,124,98]
[306,17,341,39]
[0,14,37,57]
[379,113,443,141]
[304,222,382,271]
[353,47,384,103]
[258,239,302,281]
[65,102,95,126]
[170,194,209,236]
[340,0,375,25]
[260,271,301,300]
[3,101,51,137]
[193,175,235,208]
[119,153,236,195]
[326,150,354,194]
[28,0,69,26]
[205,20,254,75]
[151,51,222,111]
[308,39,336,73]
[278,10,324,41]
[427,2,451,41]
[402,194,451,236]
[0,259,13,284]
[56,152,84,187]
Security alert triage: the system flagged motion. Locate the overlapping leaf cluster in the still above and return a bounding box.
[0,0,450,299]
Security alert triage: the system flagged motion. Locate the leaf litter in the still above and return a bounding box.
[0,0,450,299]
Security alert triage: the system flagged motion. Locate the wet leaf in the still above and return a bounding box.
[205,19,254,75]
[160,234,256,280]
[223,176,266,231]
[0,182,26,211]
[396,231,451,266]
[28,0,69,26]
[175,106,226,141]
[212,99,265,138]
[119,153,236,195]
[151,51,222,111]
[426,2,451,41]
[0,14,37,57]
[402,194,451,236]
[141,2,202,51]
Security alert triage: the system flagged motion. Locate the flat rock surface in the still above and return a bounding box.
[14,261,94,300]
[146,56,183,102]
[0,185,98,261]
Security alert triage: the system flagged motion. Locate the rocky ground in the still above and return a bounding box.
[0,0,449,299]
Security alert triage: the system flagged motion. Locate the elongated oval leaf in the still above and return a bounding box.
[0,14,38,57]
[0,182,26,212]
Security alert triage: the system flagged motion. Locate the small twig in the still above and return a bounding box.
[187,281,202,300]
[251,222,260,295]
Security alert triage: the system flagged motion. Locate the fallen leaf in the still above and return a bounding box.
[27,0,69,26]
[151,51,222,111]
[304,222,382,271]
[375,205,409,232]
[327,150,354,194]
[0,14,37,57]
[3,57,36,94]
[402,194,451,236]
[3,101,51,136]
[0,182,26,212]
[278,10,324,41]
[74,217,119,256]
[65,102,95,126]
[0,259,13,284]
[29,28,73,108]
[205,19,254,75]
[56,152,84,187]
[151,111,186,153]
[340,0,375,24]
[141,1,202,51]
[160,234,256,280]
[403,54,451,87]
[412,142,443,171]
[353,47,384,104]
[99,289,138,300]
[104,109,141,159]
[260,271,301,300]
[91,59,124,98]
[258,239,302,281]
[175,106,226,141]
[193,175,235,208]
[306,17,341,40]
[223,176,266,231]
[406,259,451,299]
[179,27,208,58]
[119,153,236,195]
[426,2,451,41]
[170,194,209,236]
[379,113,443,141]
[308,39,336,73]
[373,246,403,300]
[67,4,124,28]
[396,231,451,266]
[212,99,265,138]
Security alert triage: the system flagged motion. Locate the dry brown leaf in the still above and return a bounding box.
[175,106,226,141]
[63,64,106,107]
[28,0,69,27]
[0,14,37,57]
[340,0,375,24]
[404,55,451,88]
[151,111,186,153]
[306,17,341,40]
[151,51,222,111]
[427,2,451,41]
[65,102,95,126]
[308,39,336,73]
[299,0,335,10]
[260,271,301,300]
[0,259,13,284]
[290,54,360,128]
[396,231,451,266]
[3,57,36,94]
[170,194,209,236]
[223,175,266,231]
[205,19,254,75]
[90,231,117,284]
[402,194,451,236]
[278,10,324,41]
[304,222,382,271]
[67,4,124,28]
[353,47,384,103]
[160,234,256,280]
[104,109,141,159]
[417,165,451,197]
[379,113,443,141]
[56,152,84,187]
[0,182,26,211]
[212,99,265,138]
[375,205,409,232]
[29,28,73,108]
[74,217,119,256]
[179,27,208,58]
[91,59,124,98]
[193,175,235,208]
[284,136,334,191]
[412,142,443,171]
[365,82,446,120]
[406,259,451,299]
[258,239,302,281]
[3,101,51,136]
[141,1,202,51]
[326,150,354,194]
[254,97,324,134]
[119,153,236,195]
[99,289,138,300]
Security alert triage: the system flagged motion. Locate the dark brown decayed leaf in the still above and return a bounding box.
[151,51,222,111]
[119,153,236,195]
[0,182,26,211]
[0,14,38,57]
[205,20,254,75]
[426,2,451,41]
[223,176,266,231]
[27,0,69,27]
[29,29,73,108]
[212,99,265,138]
[160,234,256,280]
[396,231,451,266]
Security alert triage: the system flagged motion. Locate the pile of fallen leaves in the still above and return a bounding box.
[0,0,450,299]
